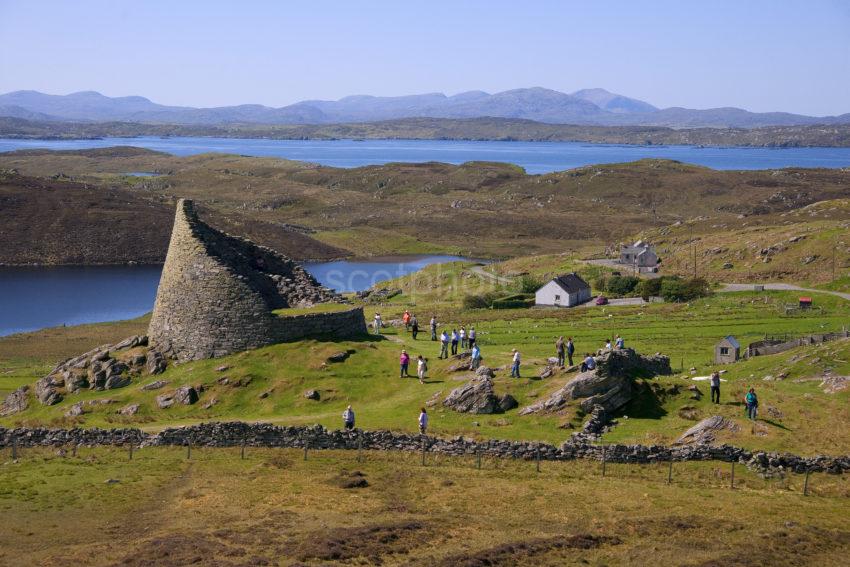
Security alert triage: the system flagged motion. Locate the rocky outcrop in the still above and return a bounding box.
[443,376,502,414]
[675,415,739,445]
[157,386,199,409]
[0,386,29,416]
[147,199,362,361]
[520,348,671,416]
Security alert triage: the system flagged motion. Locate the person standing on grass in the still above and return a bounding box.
[460,326,467,350]
[710,370,721,404]
[581,353,596,372]
[430,316,438,341]
[419,408,429,435]
[511,349,521,378]
[468,326,477,349]
[471,343,481,369]
[451,329,459,356]
[402,310,411,331]
[555,336,566,367]
[411,315,419,340]
[439,330,450,359]
[373,313,382,335]
[342,405,355,430]
[417,355,428,384]
[615,335,625,349]
[745,388,759,420]
[566,337,575,367]
[400,350,410,378]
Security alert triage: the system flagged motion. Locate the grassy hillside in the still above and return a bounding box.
[3,288,849,455]
[2,150,849,262]
[3,447,849,566]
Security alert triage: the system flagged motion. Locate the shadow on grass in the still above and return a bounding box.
[760,418,792,431]
[620,380,668,420]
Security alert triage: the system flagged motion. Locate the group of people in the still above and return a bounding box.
[399,349,430,384]
[343,405,430,434]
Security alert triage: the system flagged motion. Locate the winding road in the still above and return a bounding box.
[719,283,850,302]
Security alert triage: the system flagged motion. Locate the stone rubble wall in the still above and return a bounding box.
[272,307,368,342]
[1,423,847,475]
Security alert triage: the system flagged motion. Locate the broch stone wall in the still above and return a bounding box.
[148,199,365,360]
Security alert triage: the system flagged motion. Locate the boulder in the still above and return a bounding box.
[65,402,85,417]
[104,374,131,390]
[141,380,168,391]
[147,350,167,375]
[113,335,146,350]
[89,369,107,390]
[129,354,147,368]
[63,370,89,393]
[174,386,199,405]
[539,365,556,379]
[0,385,29,416]
[498,394,518,412]
[443,376,502,414]
[475,366,495,379]
[35,376,63,406]
[447,360,472,372]
[675,415,738,445]
[118,404,140,416]
[327,351,352,363]
[304,389,320,401]
[156,394,175,409]
[520,348,671,416]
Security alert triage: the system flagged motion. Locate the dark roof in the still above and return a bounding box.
[551,272,590,294]
[720,335,740,349]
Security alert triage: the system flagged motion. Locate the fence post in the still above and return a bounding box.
[803,469,810,496]
[187,441,191,460]
[241,441,246,460]
[476,450,482,470]
[72,443,77,457]
[535,446,541,473]
[601,445,607,477]
[303,436,309,461]
[421,438,426,466]
[730,461,735,489]
[667,459,673,485]
[357,435,363,463]
[128,443,133,461]
[11,439,17,460]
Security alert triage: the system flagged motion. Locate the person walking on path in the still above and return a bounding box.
[745,388,759,420]
[615,335,625,349]
[471,343,481,369]
[510,349,521,378]
[342,405,355,430]
[450,329,459,355]
[710,370,721,404]
[566,337,575,367]
[439,330,450,359]
[417,355,428,384]
[402,310,411,331]
[555,336,566,367]
[581,353,596,372]
[430,316,438,341]
[400,350,410,378]
[460,327,467,350]
[411,315,419,340]
[373,313,382,335]
[468,327,477,349]
[418,408,429,435]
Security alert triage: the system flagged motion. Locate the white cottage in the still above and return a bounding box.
[535,273,592,307]
[619,240,658,268]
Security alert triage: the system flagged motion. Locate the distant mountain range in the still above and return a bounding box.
[1,88,848,129]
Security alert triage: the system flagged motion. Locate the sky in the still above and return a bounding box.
[1,0,849,116]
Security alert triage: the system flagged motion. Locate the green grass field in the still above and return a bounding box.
[1,446,848,566]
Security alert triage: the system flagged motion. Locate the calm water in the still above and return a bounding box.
[0,256,473,336]
[2,137,850,173]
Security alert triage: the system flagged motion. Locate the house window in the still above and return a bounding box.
[554,294,561,301]
[720,347,729,355]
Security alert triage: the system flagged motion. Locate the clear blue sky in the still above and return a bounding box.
[1,0,848,115]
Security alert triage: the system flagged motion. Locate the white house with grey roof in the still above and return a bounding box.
[535,273,592,307]
[619,240,658,269]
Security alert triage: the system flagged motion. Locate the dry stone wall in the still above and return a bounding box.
[148,199,364,360]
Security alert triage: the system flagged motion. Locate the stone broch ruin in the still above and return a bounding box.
[148,199,366,361]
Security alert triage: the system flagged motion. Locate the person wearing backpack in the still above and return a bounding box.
[555,336,566,367]
[745,388,759,420]
[411,315,419,340]
[417,355,428,384]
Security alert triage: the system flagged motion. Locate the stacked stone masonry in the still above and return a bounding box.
[1,423,847,475]
[148,199,365,360]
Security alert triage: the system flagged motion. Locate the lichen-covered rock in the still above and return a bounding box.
[104,374,131,390]
[174,386,199,405]
[146,350,167,375]
[141,380,168,391]
[118,404,140,416]
[35,376,62,406]
[0,385,29,416]
[675,415,738,445]
[475,366,495,379]
[63,370,88,393]
[156,393,175,409]
[520,348,671,416]
[65,402,85,417]
[443,376,502,414]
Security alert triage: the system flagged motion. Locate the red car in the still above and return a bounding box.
[595,295,609,305]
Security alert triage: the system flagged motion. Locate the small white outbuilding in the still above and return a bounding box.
[535,273,592,307]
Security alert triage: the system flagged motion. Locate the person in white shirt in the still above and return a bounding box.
[439,331,450,359]
[459,327,467,349]
[604,338,612,350]
[510,349,521,378]
[581,353,596,372]
[468,327,477,349]
[373,313,382,335]
[615,335,625,349]
[417,355,428,384]
[342,405,355,430]
[418,408,429,434]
